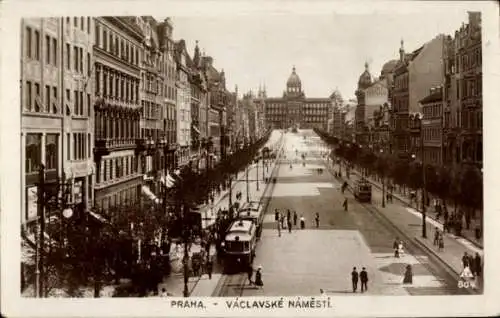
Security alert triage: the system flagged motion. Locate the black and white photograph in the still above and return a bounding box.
[1,0,499,317]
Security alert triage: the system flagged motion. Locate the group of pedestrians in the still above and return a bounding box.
[247,264,264,288]
[275,209,307,236]
[460,251,482,279]
[351,267,369,293]
[393,237,405,258]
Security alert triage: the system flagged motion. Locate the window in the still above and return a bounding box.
[80,91,83,115]
[87,53,91,76]
[74,90,78,115]
[45,35,50,64]
[87,93,91,116]
[88,133,91,158]
[73,46,78,71]
[95,68,100,94]
[109,33,113,52]
[34,83,40,112]
[103,29,107,51]
[45,134,58,170]
[74,17,77,27]
[52,87,58,113]
[34,30,40,60]
[26,27,32,58]
[66,43,70,69]
[80,17,84,30]
[66,133,70,160]
[25,81,32,111]
[25,133,42,173]
[87,17,90,34]
[52,38,57,65]
[79,48,83,73]
[95,24,100,46]
[45,85,50,112]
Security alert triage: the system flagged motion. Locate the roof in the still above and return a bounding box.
[228,219,254,232]
[381,59,399,74]
[287,66,301,87]
[419,90,443,104]
[240,201,260,211]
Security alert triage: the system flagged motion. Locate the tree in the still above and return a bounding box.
[408,161,423,190]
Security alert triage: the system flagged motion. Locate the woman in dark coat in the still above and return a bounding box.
[403,264,413,284]
[255,266,264,287]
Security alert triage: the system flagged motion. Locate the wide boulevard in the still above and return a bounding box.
[217,129,465,296]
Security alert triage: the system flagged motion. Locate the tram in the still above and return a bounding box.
[237,201,264,238]
[221,219,257,269]
[354,178,372,203]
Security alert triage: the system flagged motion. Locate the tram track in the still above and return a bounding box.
[316,144,475,295]
[213,138,285,297]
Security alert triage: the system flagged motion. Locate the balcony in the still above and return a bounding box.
[94,138,137,156]
[135,138,158,156]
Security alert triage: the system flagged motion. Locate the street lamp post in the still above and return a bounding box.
[256,157,259,191]
[380,149,385,208]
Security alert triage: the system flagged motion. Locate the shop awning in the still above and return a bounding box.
[87,210,109,223]
[142,185,160,204]
[191,124,201,135]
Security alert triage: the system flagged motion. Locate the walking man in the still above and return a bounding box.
[206,258,213,280]
[293,210,298,227]
[360,267,369,293]
[462,252,470,269]
[315,213,320,228]
[433,229,440,246]
[351,267,359,293]
[287,209,291,224]
[343,198,348,211]
[277,220,282,237]
[287,218,292,233]
[247,264,253,286]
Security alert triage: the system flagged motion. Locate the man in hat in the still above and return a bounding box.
[360,267,369,293]
[351,267,359,293]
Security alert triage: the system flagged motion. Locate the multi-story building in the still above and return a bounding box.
[354,62,373,145]
[189,41,208,170]
[174,39,192,167]
[21,17,95,233]
[203,55,228,162]
[157,18,178,173]
[329,89,343,136]
[456,12,482,169]
[93,17,143,213]
[264,66,331,130]
[392,41,422,158]
[420,87,443,165]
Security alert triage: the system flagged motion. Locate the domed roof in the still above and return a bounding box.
[287,66,301,87]
[381,59,399,75]
[358,62,372,89]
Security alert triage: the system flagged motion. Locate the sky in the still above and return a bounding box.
[163,8,469,101]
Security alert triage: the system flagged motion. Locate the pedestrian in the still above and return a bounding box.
[293,210,298,227]
[275,209,279,222]
[255,266,264,288]
[393,238,400,258]
[280,214,285,228]
[287,209,291,224]
[360,267,368,293]
[474,253,482,277]
[206,258,213,280]
[351,267,359,293]
[277,220,282,237]
[403,264,413,284]
[287,218,292,233]
[300,215,306,229]
[160,287,173,297]
[247,264,253,285]
[438,235,444,251]
[398,240,405,256]
[462,252,470,269]
[433,229,440,246]
[315,213,320,228]
[343,198,348,211]
[468,254,475,274]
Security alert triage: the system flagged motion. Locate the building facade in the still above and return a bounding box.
[174,40,192,167]
[21,17,95,230]
[265,66,331,130]
[354,62,373,145]
[456,12,482,169]
[420,87,444,165]
[92,17,143,214]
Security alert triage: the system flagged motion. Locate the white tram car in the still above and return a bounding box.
[222,219,257,268]
[237,201,264,238]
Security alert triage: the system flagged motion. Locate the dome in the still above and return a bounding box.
[286,66,301,87]
[358,62,372,89]
[381,60,399,75]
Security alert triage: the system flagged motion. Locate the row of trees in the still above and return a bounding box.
[314,129,483,225]
[23,130,274,297]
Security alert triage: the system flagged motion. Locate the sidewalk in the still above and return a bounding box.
[343,170,483,291]
[163,142,283,297]
[350,169,483,249]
